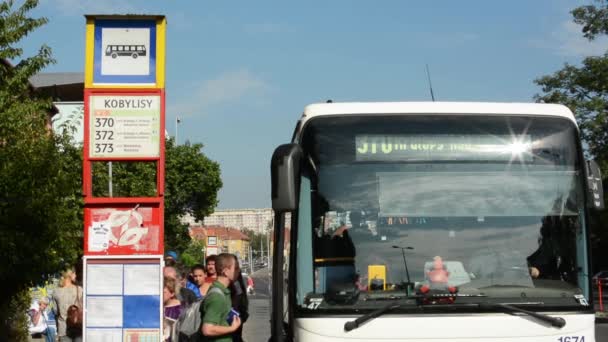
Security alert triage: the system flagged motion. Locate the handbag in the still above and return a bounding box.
[66,286,83,337]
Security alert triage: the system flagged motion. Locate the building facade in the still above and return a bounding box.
[183,208,274,234]
[190,226,251,260]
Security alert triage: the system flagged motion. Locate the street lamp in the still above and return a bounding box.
[175,116,181,145]
[392,245,414,294]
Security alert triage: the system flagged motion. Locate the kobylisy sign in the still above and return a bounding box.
[89,94,160,158]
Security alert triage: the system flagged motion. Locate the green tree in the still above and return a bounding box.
[180,239,207,267]
[243,229,266,254]
[165,139,222,252]
[534,0,608,272]
[0,1,82,340]
[535,1,608,167]
[91,138,222,253]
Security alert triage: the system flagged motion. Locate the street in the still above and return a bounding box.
[243,268,271,342]
[243,298,271,342]
[598,323,608,341]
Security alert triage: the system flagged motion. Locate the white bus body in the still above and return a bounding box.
[270,102,601,342]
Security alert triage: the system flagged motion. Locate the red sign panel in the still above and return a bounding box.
[84,204,162,255]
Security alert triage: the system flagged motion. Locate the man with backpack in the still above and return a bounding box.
[201,253,242,342]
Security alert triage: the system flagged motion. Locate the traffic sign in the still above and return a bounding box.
[85,16,166,88]
[88,94,161,158]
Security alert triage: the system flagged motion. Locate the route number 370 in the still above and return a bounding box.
[558,336,585,342]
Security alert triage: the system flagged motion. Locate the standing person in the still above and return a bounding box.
[191,264,207,297]
[52,268,83,342]
[28,297,55,342]
[201,253,241,342]
[230,260,249,342]
[205,255,218,282]
[201,255,218,296]
[165,251,178,267]
[246,275,255,296]
[164,266,197,306]
[163,277,182,342]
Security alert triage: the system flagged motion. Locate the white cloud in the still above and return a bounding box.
[168,69,271,118]
[531,20,608,57]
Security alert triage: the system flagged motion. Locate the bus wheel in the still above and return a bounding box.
[111,53,117,59]
[132,53,138,59]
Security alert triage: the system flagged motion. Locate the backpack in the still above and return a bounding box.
[177,287,224,341]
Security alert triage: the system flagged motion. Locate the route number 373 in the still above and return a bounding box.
[557,336,585,342]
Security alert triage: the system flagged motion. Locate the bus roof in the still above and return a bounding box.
[300,101,577,126]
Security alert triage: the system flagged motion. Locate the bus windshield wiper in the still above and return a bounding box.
[479,302,566,328]
[343,299,565,332]
[344,293,485,332]
[344,301,402,332]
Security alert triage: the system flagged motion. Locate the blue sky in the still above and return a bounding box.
[20,0,608,209]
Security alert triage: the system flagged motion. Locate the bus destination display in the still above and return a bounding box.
[355,134,532,162]
[89,95,161,158]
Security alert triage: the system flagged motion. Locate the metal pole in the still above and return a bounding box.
[175,117,178,145]
[600,279,604,312]
[260,232,264,269]
[401,248,411,286]
[249,245,253,275]
[108,161,113,197]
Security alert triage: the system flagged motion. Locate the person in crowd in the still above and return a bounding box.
[191,264,208,297]
[164,266,197,306]
[163,277,182,342]
[183,265,203,299]
[28,297,55,342]
[52,268,83,342]
[200,255,218,296]
[230,259,249,342]
[246,275,255,296]
[201,253,242,342]
[165,251,178,267]
[205,255,218,282]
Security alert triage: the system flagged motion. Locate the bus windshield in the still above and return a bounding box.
[295,114,589,312]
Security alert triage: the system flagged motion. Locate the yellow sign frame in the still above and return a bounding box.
[84,15,166,89]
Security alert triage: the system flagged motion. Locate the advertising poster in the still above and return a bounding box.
[88,94,161,159]
[85,206,161,255]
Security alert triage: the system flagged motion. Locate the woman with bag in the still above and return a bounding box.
[52,268,83,342]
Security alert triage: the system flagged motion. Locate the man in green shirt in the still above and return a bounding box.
[201,253,242,341]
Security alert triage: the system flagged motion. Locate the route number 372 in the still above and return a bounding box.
[558,337,585,342]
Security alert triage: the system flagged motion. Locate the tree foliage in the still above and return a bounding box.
[165,139,222,251]
[0,1,223,339]
[0,1,82,340]
[243,228,267,254]
[535,1,608,167]
[91,138,222,253]
[534,0,608,272]
[180,239,207,267]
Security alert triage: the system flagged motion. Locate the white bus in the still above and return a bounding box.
[270,102,604,342]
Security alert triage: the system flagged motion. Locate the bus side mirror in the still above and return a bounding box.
[586,160,604,210]
[271,144,302,212]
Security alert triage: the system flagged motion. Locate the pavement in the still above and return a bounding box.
[243,298,271,342]
[243,268,271,342]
